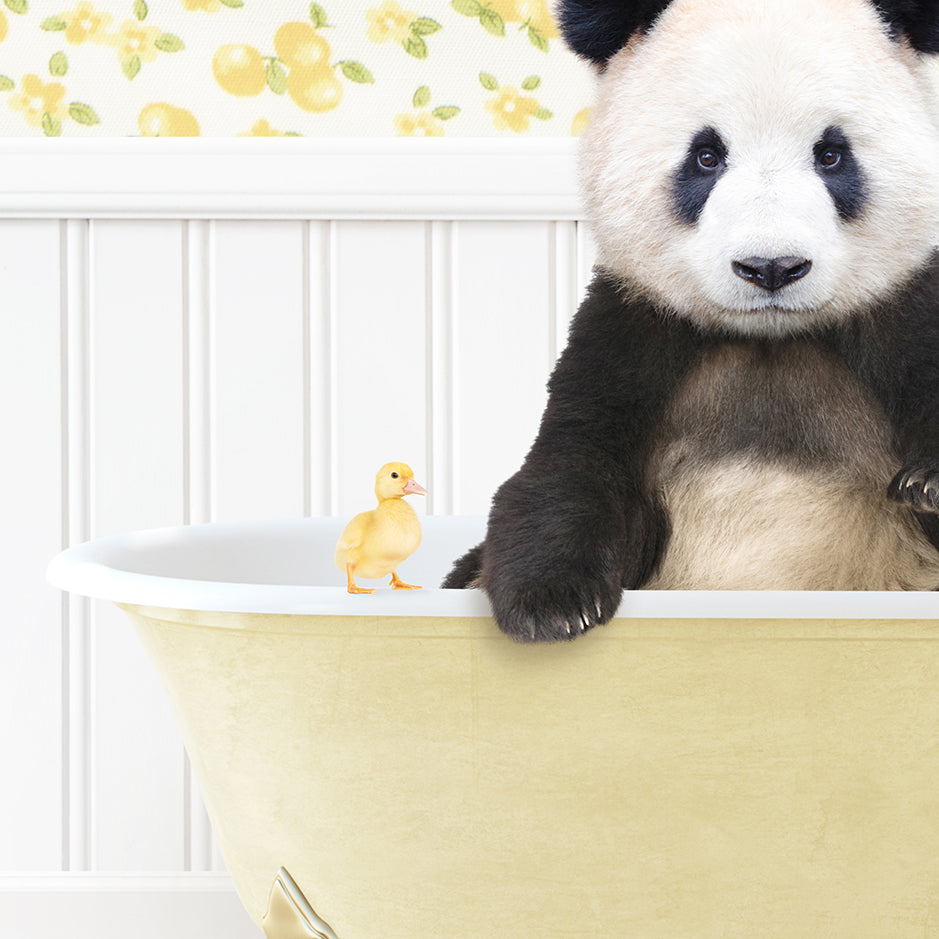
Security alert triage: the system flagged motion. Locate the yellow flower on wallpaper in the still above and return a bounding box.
[239,119,296,137]
[110,19,161,66]
[181,0,225,10]
[9,74,68,129]
[366,1,441,58]
[60,2,113,44]
[394,111,444,136]
[138,102,200,135]
[42,5,185,80]
[367,1,414,43]
[395,85,458,135]
[480,73,552,134]
[0,9,9,43]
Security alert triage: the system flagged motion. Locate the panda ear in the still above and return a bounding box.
[556,0,673,65]
[871,0,939,53]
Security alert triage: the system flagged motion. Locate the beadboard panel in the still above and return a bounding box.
[89,221,189,872]
[2,178,592,934]
[0,220,64,872]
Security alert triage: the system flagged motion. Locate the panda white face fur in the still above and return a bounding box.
[581,0,939,336]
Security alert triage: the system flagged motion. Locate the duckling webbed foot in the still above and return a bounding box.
[346,564,375,595]
[390,571,421,590]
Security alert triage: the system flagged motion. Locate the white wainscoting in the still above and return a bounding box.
[0,140,591,938]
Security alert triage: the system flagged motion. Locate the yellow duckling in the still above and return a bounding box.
[335,462,427,594]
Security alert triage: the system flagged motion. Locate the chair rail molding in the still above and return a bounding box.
[0,138,584,221]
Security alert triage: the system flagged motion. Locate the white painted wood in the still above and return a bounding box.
[0,139,582,221]
[64,218,93,874]
[0,220,64,871]
[89,221,187,870]
[331,221,429,518]
[306,221,333,517]
[212,222,307,522]
[451,222,555,514]
[0,874,260,939]
[429,221,456,516]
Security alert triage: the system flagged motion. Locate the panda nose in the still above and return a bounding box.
[732,256,812,292]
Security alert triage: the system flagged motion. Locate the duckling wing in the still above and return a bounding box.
[334,510,375,569]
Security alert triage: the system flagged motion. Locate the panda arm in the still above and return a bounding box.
[462,272,705,642]
[830,255,939,545]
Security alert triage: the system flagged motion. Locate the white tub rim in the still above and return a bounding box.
[45,514,939,621]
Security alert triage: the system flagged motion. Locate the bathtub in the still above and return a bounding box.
[47,515,939,938]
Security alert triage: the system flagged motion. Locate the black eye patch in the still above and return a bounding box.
[672,127,728,225]
[813,126,866,221]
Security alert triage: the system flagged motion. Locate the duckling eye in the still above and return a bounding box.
[391,472,399,478]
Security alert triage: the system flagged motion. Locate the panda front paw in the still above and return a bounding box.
[889,462,939,514]
[487,568,623,643]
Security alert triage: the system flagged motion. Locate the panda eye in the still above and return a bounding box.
[817,147,842,169]
[696,148,721,171]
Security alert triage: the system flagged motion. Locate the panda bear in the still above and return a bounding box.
[444,0,939,641]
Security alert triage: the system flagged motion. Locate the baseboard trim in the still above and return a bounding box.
[0,873,260,938]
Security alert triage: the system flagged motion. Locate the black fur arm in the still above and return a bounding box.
[830,253,939,544]
[444,272,705,641]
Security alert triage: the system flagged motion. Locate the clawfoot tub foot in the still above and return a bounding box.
[262,867,340,939]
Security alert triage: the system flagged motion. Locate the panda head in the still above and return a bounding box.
[560,0,939,336]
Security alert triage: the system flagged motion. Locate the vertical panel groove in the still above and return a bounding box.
[448,223,462,514]
[182,219,214,872]
[327,221,339,515]
[59,220,70,873]
[63,218,93,872]
[302,222,312,517]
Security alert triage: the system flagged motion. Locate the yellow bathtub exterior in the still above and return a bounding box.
[122,604,939,939]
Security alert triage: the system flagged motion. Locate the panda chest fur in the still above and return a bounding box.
[645,341,939,590]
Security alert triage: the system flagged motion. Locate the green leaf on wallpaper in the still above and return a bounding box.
[134,0,148,21]
[122,55,141,80]
[4,0,27,15]
[0,76,14,92]
[433,106,460,121]
[49,53,68,77]
[412,86,431,108]
[479,72,499,91]
[266,60,288,95]
[528,27,549,52]
[478,7,505,36]
[41,16,68,31]
[219,0,244,7]
[534,108,553,121]
[411,17,441,35]
[69,102,100,125]
[309,3,330,28]
[451,0,481,15]
[339,61,374,84]
[521,75,540,91]
[155,34,185,53]
[404,35,428,59]
[42,112,61,137]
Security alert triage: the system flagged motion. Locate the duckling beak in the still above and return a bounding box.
[403,478,427,496]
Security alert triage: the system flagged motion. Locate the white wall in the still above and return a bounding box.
[0,139,591,937]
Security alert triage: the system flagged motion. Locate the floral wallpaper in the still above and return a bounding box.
[0,0,596,136]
